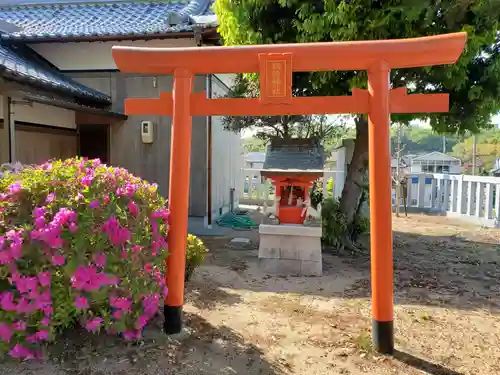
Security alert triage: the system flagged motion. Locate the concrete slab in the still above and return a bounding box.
[258,223,323,276]
[187,217,233,237]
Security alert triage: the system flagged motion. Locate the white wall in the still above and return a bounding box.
[0,95,76,129]
[30,39,198,71]
[210,76,241,218]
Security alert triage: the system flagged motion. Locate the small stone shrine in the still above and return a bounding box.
[258,138,324,276]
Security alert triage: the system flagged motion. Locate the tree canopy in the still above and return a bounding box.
[215,0,500,133]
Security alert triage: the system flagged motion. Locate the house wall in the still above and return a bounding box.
[30,39,198,71]
[68,71,208,216]
[210,75,241,218]
[0,95,76,129]
[0,95,77,164]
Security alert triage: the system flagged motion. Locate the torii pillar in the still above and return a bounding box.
[112,32,466,354]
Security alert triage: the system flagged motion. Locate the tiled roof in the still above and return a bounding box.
[263,139,325,171]
[0,42,111,104]
[0,0,216,41]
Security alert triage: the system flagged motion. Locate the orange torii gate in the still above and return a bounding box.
[112,32,466,354]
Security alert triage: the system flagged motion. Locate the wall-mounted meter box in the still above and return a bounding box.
[141,121,154,143]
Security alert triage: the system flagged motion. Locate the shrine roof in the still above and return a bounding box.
[0,0,216,42]
[263,138,325,172]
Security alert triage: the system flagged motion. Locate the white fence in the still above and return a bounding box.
[399,173,500,227]
[240,168,500,228]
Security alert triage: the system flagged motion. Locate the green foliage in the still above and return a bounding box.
[452,128,500,171]
[326,178,334,196]
[0,158,169,358]
[214,0,500,133]
[185,234,209,281]
[321,197,369,248]
[242,137,267,153]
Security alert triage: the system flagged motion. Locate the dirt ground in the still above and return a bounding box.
[2,214,500,375]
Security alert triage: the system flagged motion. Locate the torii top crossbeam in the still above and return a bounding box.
[113,32,466,74]
[111,32,467,355]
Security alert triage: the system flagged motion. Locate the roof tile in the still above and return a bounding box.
[0,42,111,103]
[0,0,215,41]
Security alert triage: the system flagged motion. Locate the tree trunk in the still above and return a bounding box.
[339,116,369,241]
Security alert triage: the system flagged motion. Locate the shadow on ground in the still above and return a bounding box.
[393,350,465,375]
[1,312,284,375]
[197,225,500,313]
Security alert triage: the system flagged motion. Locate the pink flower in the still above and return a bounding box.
[71,266,117,292]
[16,297,38,314]
[13,321,26,331]
[16,276,38,295]
[35,330,49,341]
[53,208,76,225]
[152,208,169,221]
[0,323,12,343]
[42,306,53,316]
[8,182,22,194]
[128,201,139,217]
[144,263,153,274]
[101,217,131,246]
[45,192,55,203]
[0,250,12,265]
[9,344,33,359]
[37,272,51,287]
[69,222,78,233]
[112,310,122,319]
[89,200,100,208]
[0,235,4,250]
[34,216,46,228]
[82,175,94,186]
[33,207,46,218]
[110,296,132,312]
[103,195,110,205]
[41,317,50,327]
[142,294,160,316]
[85,317,103,332]
[134,315,149,330]
[0,292,16,311]
[74,296,89,310]
[51,255,65,266]
[93,253,107,268]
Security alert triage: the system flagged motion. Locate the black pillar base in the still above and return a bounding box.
[163,305,183,335]
[372,320,394,354]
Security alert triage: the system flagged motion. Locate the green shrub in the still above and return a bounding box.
[185,234,208,281]
[326,177,334,196]
[321,197,369,248]
[0,157,169,359]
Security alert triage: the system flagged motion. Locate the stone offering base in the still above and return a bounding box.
[258,224,322,276]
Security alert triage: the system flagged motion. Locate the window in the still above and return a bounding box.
[421,165,435,173]
[436,165,450,173]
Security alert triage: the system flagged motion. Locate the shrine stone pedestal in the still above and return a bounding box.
[258,224,322,276]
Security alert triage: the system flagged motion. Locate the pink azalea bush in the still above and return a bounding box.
[0,157,169,359]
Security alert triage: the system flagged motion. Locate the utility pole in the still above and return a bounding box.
[394,124,405,217]
[442,135,446,153]
[472,135,477,176]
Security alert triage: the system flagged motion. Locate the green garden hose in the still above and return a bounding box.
[215,212,259,230]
